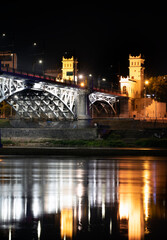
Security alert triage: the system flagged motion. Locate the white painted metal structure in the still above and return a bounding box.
[0,74,78,119]
[89,92,118,115]
[0,73,119,119]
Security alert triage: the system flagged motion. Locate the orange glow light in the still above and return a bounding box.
[80,82,85,87]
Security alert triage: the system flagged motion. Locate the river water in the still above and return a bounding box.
[0,155,166,240]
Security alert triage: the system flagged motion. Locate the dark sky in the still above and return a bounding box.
[1,1,167,79]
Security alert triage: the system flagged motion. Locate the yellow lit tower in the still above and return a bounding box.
[62,56,78,82]
[128,54,145,98]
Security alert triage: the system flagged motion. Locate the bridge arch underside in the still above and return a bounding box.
[6,89,76,120]
[90,100,118,117]
[89,92,119,118]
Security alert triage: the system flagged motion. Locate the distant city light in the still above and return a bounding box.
[2,33,6,37]
[33,42,37,46]
[39,60,43,64]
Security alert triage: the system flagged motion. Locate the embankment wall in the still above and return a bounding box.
[0,128,97,140]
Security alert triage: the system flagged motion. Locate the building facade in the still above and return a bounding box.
[120,54,167,119]
[0,51,17,70]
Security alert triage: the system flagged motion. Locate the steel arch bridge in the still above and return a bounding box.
[0,71,120,120]
[89,92,118,116]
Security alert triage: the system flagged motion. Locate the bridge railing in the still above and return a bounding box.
[0,66,81,89]
[0,66,126,95]
[92,87,126,97]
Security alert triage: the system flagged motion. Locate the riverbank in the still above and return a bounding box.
[1,119,167,153]
[0,146,167,156]
[2,135,167,148]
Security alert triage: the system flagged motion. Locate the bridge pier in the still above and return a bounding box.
[77,89,91,127]
[119,97,130,118]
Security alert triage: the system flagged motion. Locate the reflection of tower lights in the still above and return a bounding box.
[61,209,73,239]
[143,163,150,221]
[119,162,144,240]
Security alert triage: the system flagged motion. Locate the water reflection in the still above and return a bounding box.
[0,156,166,239]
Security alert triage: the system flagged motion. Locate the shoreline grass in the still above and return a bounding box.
[1,137,167,148]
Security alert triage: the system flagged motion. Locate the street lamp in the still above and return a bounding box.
[144,80,150,119]
[32,59,44,74]
[145,80,149,86]
[144,80,149,97]
[80,82,85,87]
[79,74,83,79]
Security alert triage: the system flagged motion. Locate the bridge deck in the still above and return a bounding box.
[0,67,126,97]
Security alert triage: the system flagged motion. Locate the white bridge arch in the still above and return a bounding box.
[0,74,78,120]
[89,92,118,115]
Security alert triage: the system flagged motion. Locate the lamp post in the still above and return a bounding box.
[32,59,44,74]
[78,74,85,88]
[144,80,149,119]
[32,41,45,74]
[78,74,93,89]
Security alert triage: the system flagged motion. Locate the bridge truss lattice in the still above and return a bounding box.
[0,74,78,120]
[89,92,118,116]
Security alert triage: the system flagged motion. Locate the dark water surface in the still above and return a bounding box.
[0,155,166,240]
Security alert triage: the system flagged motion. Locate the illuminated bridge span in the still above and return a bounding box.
[0,70,126,120]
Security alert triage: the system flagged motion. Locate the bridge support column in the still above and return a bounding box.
[119,97,130,118]
[77,89,91,127]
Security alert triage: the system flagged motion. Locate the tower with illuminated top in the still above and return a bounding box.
[129,54,145,98]
[62,56,78,82]
[120,54,145,98]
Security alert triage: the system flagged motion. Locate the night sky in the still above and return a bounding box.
[1,1,167,81]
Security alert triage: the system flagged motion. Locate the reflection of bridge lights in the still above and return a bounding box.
[32,197,41,217]
[37,221,41,240]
